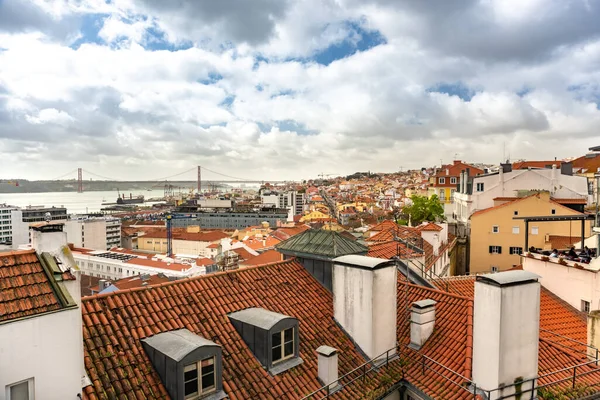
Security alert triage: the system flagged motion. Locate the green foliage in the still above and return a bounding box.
[402,195,445,226]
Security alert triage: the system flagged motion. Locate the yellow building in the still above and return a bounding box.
[469,192,591,273]
[299,210,333,223]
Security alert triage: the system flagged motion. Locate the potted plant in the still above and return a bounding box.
[541,256,550,261]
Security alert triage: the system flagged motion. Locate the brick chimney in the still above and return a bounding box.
[332,255,397,362]
[472,271,540,400]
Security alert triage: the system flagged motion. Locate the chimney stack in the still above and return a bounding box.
[316,346,339,391]
[472,271,541,400]
[333,255,397,362]
[410,300,436,350]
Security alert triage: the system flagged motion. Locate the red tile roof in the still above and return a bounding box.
[111,275,172,290]
[124,257,192,272]
[512,161,559,170]
[431,161,484,186]
[471,193,583,218]
[239,249,284,267]
[367,240,422,259]
[572,153,600,173]
[195,257,214,266]
[81,261,398,400]
[417,222,443,232]
[231,247,255,261]
[0,249,63,322]
[430,275,600,392]
[143,229,230,242]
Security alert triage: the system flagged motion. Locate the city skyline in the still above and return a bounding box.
[1,0,600,180]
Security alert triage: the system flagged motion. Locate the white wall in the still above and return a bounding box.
[333,262,397,361]
[472,278,540,399]
[0,308,84,400]
[522,256,600,311]
[454,169,589,223]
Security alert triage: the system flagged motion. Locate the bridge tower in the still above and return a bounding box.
[197,165,201,194]
[77,168,83,193]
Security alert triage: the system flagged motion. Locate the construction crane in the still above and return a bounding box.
[165,213,196,258]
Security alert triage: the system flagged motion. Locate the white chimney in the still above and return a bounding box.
[588,311,600,361]
[472,271,541,400]
[333,255,397,362]
[316,346,339,391]
[410,300,436,349]
[446,168,450,176]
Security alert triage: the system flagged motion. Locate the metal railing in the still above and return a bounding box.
[301,347,398,400]
[300,339,600,400]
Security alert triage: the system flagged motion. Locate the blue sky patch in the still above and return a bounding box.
[277,120,317,135]
[427,81,475,101]
[70,14,107,49]
[144,26,193,51]
[219,95,235,108]
[311,21,386,66]
[197,72,223,85]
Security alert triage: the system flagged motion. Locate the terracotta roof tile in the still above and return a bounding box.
[239,250,284,267]
[81,261,399,399]
[0,249,63,322]
[430,275,600,393]
[367,240,422,259]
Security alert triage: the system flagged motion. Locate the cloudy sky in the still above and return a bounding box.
[1,0,600,181]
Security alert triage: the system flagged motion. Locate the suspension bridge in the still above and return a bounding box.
[42,166,292,193]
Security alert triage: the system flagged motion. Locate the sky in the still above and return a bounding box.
[1,0,600,182]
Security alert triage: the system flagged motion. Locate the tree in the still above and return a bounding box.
[402,194,445,226]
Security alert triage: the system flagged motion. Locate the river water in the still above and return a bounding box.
[0,184,260,214]
[0,189,168,214]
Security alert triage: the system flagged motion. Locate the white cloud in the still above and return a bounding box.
[1,0,600,181]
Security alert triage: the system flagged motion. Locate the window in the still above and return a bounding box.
[184,357,216,398]
[582,300,591,313]
[439,189,445,200]
[492,226,499,233]
[551,209,556,215]
[489,246,502,254]
[514,210,518,216]
[476,182,484,192]
[451,189,456,199]
[450,177,457,184]
[509,247,523,255]
[491,266,499,273]
[7,378,34,400]
[531,226,539,235]
[439,177,445,184]
[512,226,520,234]
[272,327,295,363]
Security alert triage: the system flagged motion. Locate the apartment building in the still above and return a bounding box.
[71,247,206,280]
[469,192,591,273]
[0,204,24,247]
[261,190,306,216]
[137,227,230,257]
[454,163,590,228]
[429,160,484,204]
[65,216,122,250]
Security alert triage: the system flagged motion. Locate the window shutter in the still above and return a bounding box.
[498,246,502,254]
[489,246,493,254]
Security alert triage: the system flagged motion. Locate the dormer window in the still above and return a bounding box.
[142,329,226,400]
[184,357,216,398]
[229,307,303,375]
[272,327,295,363]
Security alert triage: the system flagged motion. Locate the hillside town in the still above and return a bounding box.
[2,145,600,399]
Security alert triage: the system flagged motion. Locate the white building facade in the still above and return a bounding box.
[72,249,206,280]
[65,217,122,250]
[454,166,590,226]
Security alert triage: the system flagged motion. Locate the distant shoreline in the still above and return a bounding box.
[0,180,235,194]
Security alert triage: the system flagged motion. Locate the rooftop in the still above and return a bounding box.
[0,249,74,323]
[276,229,368,259]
